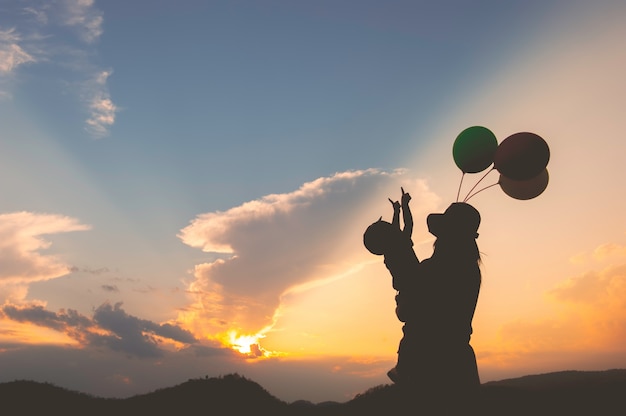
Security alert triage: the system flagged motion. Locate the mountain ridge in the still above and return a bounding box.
[1,369,624,415]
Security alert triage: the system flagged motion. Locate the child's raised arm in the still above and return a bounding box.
[388,197,401,229]
[400,187,413,238]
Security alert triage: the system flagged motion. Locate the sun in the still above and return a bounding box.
[223,330,283,358]
[229,332,260,354]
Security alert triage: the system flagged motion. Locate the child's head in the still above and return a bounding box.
[363,218,399,255]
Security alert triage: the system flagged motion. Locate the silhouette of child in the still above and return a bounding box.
[363,188,420,381]
[363,187,420,294]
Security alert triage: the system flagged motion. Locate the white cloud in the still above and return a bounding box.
[0,212,91,297]
[0,1,116,137]
[60,0,103,43]
[84,70,118,138]
[22,6,49,25]
[177,169,440,340]
[0,28,36,75]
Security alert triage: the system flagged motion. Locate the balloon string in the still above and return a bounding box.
[456,172,465,202]
[465,181,500,202]
[463,167,496,202]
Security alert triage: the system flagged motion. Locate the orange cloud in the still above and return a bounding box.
[479,243,626,376]
[0,318,78,347]
[593,243,626,261]
[548,262,626,345]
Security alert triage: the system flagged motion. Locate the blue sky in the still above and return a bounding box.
[1,0,626,404]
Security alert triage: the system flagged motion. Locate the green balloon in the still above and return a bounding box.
[453,126,498,173]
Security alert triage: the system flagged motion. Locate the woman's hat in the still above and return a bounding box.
[427,202,481,239]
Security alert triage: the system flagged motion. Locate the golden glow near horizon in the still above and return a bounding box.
[0,320,79,347]
[220,329,285,358]
[227,331,265,355]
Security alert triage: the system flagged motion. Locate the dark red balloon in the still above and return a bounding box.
[499,169,549,200]
[494,132,550,180]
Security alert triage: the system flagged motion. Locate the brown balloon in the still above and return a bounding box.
[499,169,549,200]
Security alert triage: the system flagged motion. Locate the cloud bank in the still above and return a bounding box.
[1,301,198,358]
[177,169,440,349]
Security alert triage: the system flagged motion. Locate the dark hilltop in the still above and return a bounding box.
[1,369,625,415]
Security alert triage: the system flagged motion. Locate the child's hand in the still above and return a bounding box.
[401,187,411,205]
[388,198,401,212]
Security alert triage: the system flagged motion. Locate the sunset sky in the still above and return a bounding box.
[1,0,625,404]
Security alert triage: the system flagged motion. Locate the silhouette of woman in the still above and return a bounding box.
[392,202,482,408]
